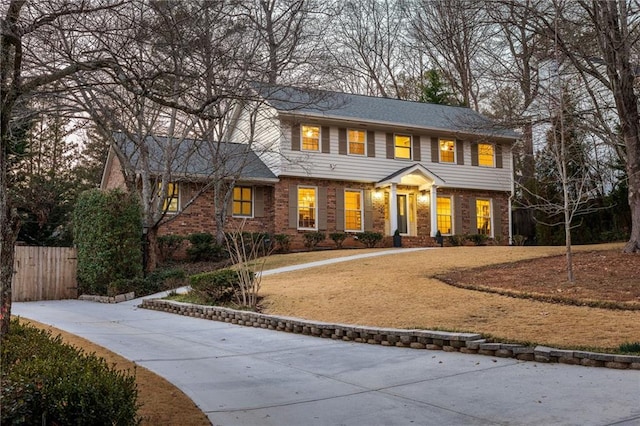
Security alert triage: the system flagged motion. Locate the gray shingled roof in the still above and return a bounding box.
[113,132,277,181]
[257,85,519,140]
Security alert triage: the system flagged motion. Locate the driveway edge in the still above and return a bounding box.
[140,299,640,370]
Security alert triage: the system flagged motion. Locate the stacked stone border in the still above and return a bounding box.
[140,299,640,370]
[79,292,136,304]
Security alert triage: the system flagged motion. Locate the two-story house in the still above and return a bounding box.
[102,85,519,248]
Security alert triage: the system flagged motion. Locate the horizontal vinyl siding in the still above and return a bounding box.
[279,129,513,192]
[231,104,282,175]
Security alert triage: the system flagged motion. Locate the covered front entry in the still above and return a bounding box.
[376,164,445,238]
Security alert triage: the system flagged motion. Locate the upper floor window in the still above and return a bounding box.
[344,189,363,231]
[233,186,253,217]
[476,199,491,235]
[160,182,179,213]
[395,134,412,159]
[439,139,456,163]
[348,129,366,155]
[301,125,320,151]
[478,143,494,167]
[298,186,317,229]
[436,196,452,235]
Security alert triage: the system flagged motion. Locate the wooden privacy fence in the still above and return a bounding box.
[12,246,78,302]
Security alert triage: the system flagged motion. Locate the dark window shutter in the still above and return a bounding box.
[227,190,234,216]
[471,143,479,166]
[254,187,264,217]
[431,137,439,163]
[493,198,502,237]
[288,185,298,228]
[321,126,330,153]
[495,144,503,168]
[386,133,394,159]
[318,187,327,230]
[291,123,300,151]
[456,140,464,165]
[413,135,421,161]
[367,130,376,157]
[335,188,345,231]
[454,195,463,235]
[338,128,347,155]
[469,197,477,233]
[364,189,374,231]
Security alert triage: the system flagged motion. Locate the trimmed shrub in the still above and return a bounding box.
[273,234,291,253]
[189,269,246,304]
[447,234,466,246]
[468,234,489,246]
[108,268,188,297]
[73,189,143,295]
[329,232,347,249]
[1,319,140,425]
[157,234,185,261]
[303,231,325,250]
[357,231,383,248]
[186,232,225,262]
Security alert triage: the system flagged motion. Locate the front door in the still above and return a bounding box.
[397,194,408,234]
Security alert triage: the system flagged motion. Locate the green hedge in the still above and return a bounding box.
[1,320,140,425]
[189,269,241,304]
[73,189,143,295]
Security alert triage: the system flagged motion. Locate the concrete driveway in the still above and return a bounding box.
[13,295,640,426]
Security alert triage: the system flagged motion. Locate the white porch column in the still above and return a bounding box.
[389,183,397,235]
[430,185,438,237]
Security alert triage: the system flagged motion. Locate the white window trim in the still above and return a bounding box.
[232,185,254,218]
[348,129,366,156]
[298,185,318,230]
[394,133,412,160]
[478,143,496,167]
[436,195,453,236]
[344,189,364,232]
[301,125,321,152]
[439,138,456,164]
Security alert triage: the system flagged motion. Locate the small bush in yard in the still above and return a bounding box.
[108,268,188,297]
[273,234,291,252]
[357,231,383,248]
[447,234,466,246]
[303,231,325,250]
[468,234,489,246]
[329,232,347,249]
[186,232,225,261]
[158,234,185,261]
[189,269,250,304]
[1,319,140,425]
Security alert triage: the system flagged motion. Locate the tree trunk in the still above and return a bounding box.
[0,156,20,338]
[145,227,160,273]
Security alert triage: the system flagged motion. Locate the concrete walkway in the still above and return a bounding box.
[13,249,640,426]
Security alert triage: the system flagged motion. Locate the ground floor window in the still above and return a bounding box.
[344,189,363,231]
[233,186,253,217]
[298,186,317,229]
[437,196,452,235]
[476,199,491,235]
[160,182,179,213]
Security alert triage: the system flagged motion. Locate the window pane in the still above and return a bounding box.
[301,125,320,151]
[440,139,455,163]
[478,143,494,167]
[348,130,365,155]
[298,187,316,228]
[345,190,362,231]
[160,182,179,213]
[233,186,252,217]
[437,197,452,234]
[476,199,491,235]
[395,134,411,159]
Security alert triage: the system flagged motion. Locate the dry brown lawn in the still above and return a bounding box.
[260,243,640,351]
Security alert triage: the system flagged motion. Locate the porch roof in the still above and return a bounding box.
[376,164,446,190]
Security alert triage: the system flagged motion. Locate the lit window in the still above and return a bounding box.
[348,130,365,155]
[478,143,494,167]
[233,186,253,217]
[439,139,455,163]
[160,182,179,213]
[301,125,320,151]
[344,190,363,231]
[476,199,491,235]
[437,197,452,235]
[298,187,317,229]
[395,134,411,159]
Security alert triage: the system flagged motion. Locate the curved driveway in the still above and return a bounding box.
[13,250,640,426]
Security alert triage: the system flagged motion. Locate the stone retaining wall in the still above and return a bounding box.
[140,299,640,370]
